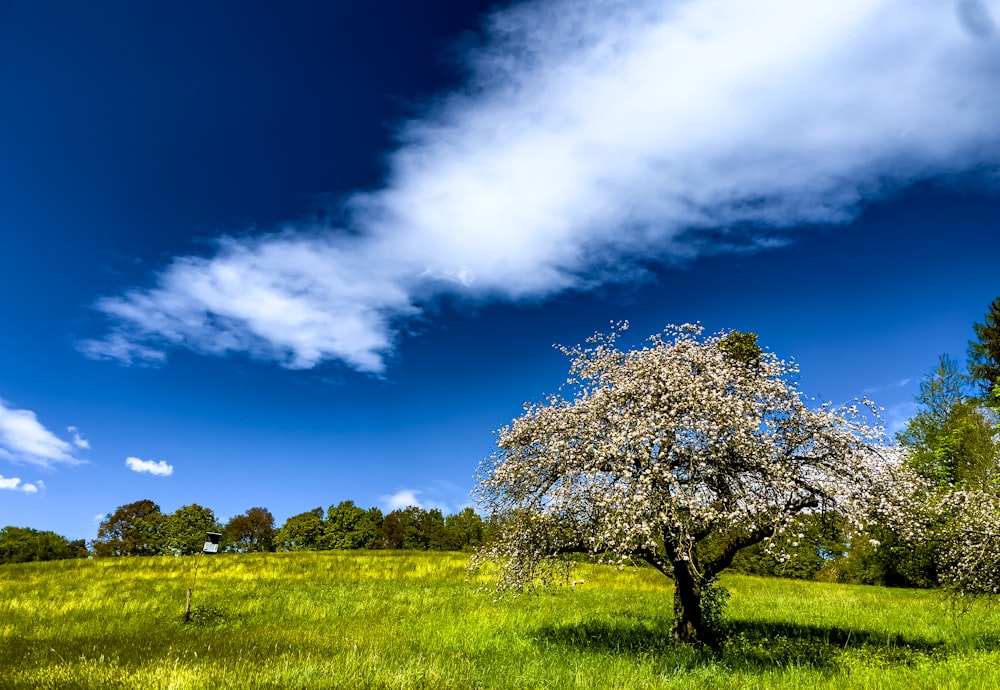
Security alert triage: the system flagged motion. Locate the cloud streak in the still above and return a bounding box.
[84,0,1000,373]
[0,399,85,469]
[125,456,174,477]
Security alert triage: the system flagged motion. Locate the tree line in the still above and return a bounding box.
[0,501,495,564]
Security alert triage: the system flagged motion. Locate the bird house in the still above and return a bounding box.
[202,532,222,554]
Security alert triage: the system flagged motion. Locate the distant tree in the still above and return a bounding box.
[473,323,893,645]
[898,355,998,489]
[93,499,167,557]
[276,508,325,551]
[728,512,848,582]
[443,508,486,551]
[323,501,382,550]
[224,507,275,553]
[166,504,221,555]
[381,506,447,550]
[968,296,1000,397]
[380,508,414,549]
[0,526,87,564]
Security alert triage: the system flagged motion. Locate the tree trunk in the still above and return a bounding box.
[672,559,703,644]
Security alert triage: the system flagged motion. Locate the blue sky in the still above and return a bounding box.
[2,0,999,541]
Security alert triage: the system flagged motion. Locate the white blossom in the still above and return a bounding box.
[472,323,896,640]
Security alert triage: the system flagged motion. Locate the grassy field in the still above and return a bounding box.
[2,551,1000,689]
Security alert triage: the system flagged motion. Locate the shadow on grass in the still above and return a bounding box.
[533,615,984,671]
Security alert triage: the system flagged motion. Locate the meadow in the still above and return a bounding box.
[3,551,1000,689]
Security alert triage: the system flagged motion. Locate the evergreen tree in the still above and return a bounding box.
[968,296,1000,397]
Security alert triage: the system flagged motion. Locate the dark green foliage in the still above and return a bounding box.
[718,331,762,367]
[76,499,490,559]
[224,507,275,553]
[0,526,87,564]
[167,504,221,555]
[728,513,848,581]
[323,501,383,549]
[381,506,448,550]
[836,525,939,589]
[443,507,485,551]
[93,499,167,557]
[968,296,1000,397]
[275,508,326,551]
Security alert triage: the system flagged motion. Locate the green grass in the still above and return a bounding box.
[3,551,1000,688]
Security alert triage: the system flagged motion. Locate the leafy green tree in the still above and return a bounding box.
[898,355,998,489]
[166,504,221,555]
[443,508,486,551]
[323,501,382,549]
[837,524,939,588]
[276,508,325,551]
[0,526,87,564]
[224,507,275,553]
[93,499,167,557]
[380,507,447,550]
[968,296,1000,397]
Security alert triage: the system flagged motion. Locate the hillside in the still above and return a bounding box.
[2,551,999,689]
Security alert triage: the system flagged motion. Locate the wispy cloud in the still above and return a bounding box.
[68,426,90,450]
[84,0,1000,373]
[125,456,174,477]
[0,399,85,469]
[0,474,41,494]
[863,378,913,395]
[381,489,424,512]
[380,481,471,513]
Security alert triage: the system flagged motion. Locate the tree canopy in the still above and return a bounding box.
[224,507,275,553]
[473,323,893,644]
[93,499,165,557]
[0,526,86,564]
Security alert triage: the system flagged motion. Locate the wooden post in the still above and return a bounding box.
[185,553,201,622]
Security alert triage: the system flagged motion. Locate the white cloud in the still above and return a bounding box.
[380,482,469,513]
[0,399,84,469]
[93,513,106,524]
[381,489,424,512]
[68,426,90,450]
[125,456,174,477]
[85,0,1000,373]
[0,474,41,494]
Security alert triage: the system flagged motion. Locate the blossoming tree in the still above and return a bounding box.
[474,323,893,644]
